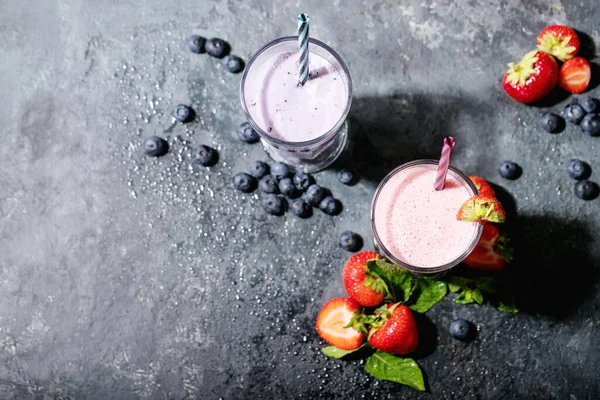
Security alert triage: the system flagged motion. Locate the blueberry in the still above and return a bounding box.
[233,173,256,193]
[581,97,599,114]
[172,104,194,123]
[539,113,561,133]
[222,55,245,73]
[449,319,475,341]
[278,177,300,198]
[249,160,269,179]
[262,194,286,215]
[498,161,522,180]
[305,184,328,206]
[187,35,206,54]
[290,199,312,218]
[144,136,168,157]
[293,172,314,192]
[193,145,218,166]
[562,104,586,124]
[204,38,230,58]
[580,113,600,136]
[337,168,356,185]
[566,159,591,180]
[238,122,260,143]
[339,231,363,252]
[575,180,600,200]
[270,162,290,180]
[259,175,279,194]
[319,196,342,215]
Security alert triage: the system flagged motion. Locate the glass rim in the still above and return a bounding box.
[370,159,483,274]
[239,36,353,148]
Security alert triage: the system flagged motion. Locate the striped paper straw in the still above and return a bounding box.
[434,136,456,191]
[298,13,310,86]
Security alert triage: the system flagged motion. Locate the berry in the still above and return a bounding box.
[342,251,384,307]
[292,172,314,191]
[249,160,269,179]
[539,113,561,133]
[187,35,206,54]
[270,162,290,180]
[306,184,328,206]
[368,304,419,355]
[457,195,506,223]
[233,173,256,193]
[290,199,312,218]
[566,159,591,180]
[193,145,218,166]
[502,50,558,103]
[337,168,355,185]
[469,176,496,197]
[204,38,230,58]
[498,161,522,180]
[575,180,600,201]
[144,136,168,157]
[258,175,279,194]
[580,114,600,136]
[319,196,342,216]
[464,224,513,271]
[558,57,591,94]
[172,104,194,123]
[581,97,600,114]
[261,194,286,215]
[315,298,366,351]
[536,25,580,61]
[562,104,586,124]
[238,122,260,143]
[221,55,245,73]
[278,177,300,198]
[339,231,363,252]
[449,319,475,341]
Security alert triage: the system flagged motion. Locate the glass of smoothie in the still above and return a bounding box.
[371,160,483,275]
[240,37,352,173]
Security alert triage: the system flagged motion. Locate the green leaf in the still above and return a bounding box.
[472,289,484,305]
[365,351,425,391]
[367,260,414,302]
[498,298,519,314]
[455,290,474,304]
[321,345,365,359]
[409,278,447,313]
[448,282,461,293]
[476,277,497,293]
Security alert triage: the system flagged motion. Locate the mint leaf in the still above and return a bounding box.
[455,289,474,304]
[448,282,461,293]
[365,351,425,391]
[409,278,447,313]
[498,298,519,314]
[476,277,497,293]
[367,260,414,302]
[472,288,484,305]
[321,344,365,359]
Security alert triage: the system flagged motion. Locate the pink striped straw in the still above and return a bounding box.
[434,136,456,191]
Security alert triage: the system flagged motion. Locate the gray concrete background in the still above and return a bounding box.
[0,0,599,398]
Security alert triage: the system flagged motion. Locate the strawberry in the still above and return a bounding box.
[315,298,366,350]
[536,25,580,61]
[558,57,591,94]
[464,224,513,271]
[502,50,558,103]
[457,195,506,223]
[342,251,385,307]
[368,303,419,355]
[469,176,496,197]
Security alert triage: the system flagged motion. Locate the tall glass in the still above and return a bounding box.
[371,160,483,275]
[240,37,352,173]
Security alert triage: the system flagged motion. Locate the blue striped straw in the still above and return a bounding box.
[298,14,310,86]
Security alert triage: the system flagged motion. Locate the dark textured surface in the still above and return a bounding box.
[1,1,599,399]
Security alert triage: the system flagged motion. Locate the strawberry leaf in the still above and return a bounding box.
[365,351,425,391]
[409,278,447,313]
[321,344,366,359]
[367,260,414,302]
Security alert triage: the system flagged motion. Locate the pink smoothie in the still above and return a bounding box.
[243,43,348,142]
[373,163,479,269]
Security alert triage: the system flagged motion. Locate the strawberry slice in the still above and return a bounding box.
[502,50,558,104]
[368,303,419,355]
[315,298,365,350]
[536,25,580,61]
[469,176,496,197]
[464,224,513,271]
[342,251,385,307]
[457,195,506,223]
[558,57,591,94]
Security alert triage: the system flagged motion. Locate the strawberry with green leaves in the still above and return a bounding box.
[368,303,419,355]
[502,50,558,103]
[342,251,386,307]
[536,25,580,61]
[315,298,366,350]
[464,224,513,271]
[457,195,506,223]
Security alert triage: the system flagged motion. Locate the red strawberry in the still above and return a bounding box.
[502,50,558,103]
[558,57,591,94]
[457,195,506,223]
[368,303,419,355]
[469,176,496,197]
[315,298,366,350]
[342,251,385,307]
[537,25,580,61]
[464,224,513,271]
